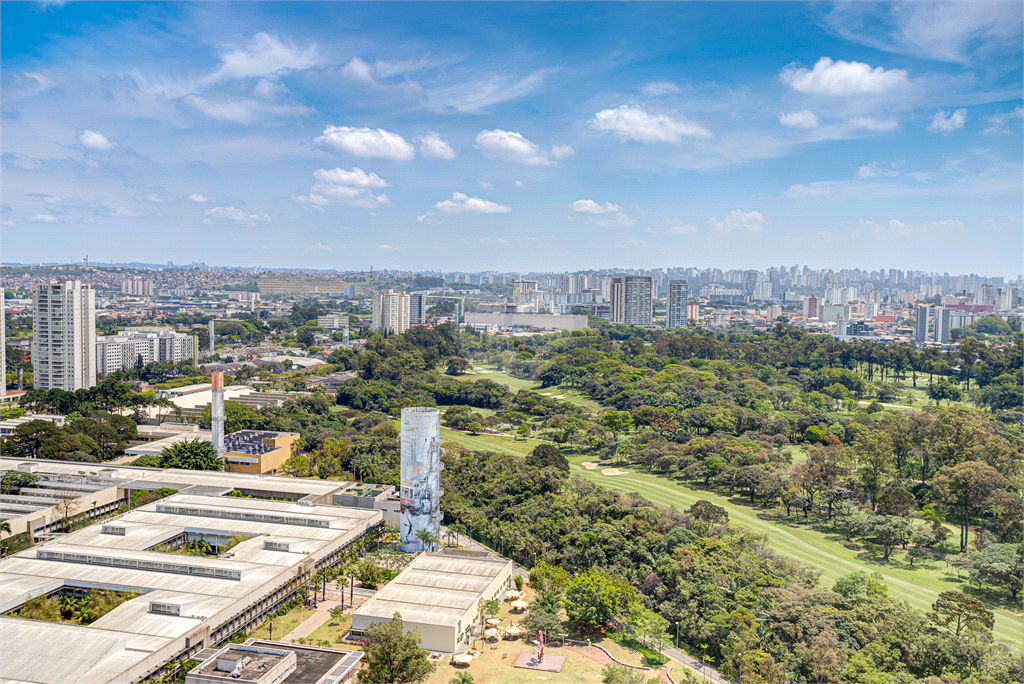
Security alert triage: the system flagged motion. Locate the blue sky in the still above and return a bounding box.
[2,2,1021,275]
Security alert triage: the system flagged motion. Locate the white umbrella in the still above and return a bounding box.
[510,600,528,610]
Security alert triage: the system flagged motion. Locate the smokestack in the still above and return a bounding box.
[208,320,216,352]
[211,371,225,458]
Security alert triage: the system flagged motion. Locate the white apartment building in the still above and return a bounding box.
[612,276,654,327]
[316,315,346,330]
[31,280,97,391]
[371,289,410,334]
[665,280,689,329]
[95,331,197,376]
[121,278,154,296]
[752,282,774,301]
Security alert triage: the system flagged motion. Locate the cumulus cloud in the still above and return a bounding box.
[474,129,571,166]
[573,200,622,214]
[983,106,1024,134]
[30,214,58,223]
[616,237,648,248]
[189,194,208,203]
[417,132,456,159]
[665,223,697,234]
[779,110,820,128]
[849,117,899,132]
[341,57,375,83]
[79,130,115,150]
[710,210,765,233]
[109,206,138,217]
[590,106,712,143]
[640,81,682,96]
[378,244,399,250]
[297,167,390,209]
[928,109,966,133]
[432,192,511,214]
[317,126,415,160]
[204,206,271,222]
[477,180,493,189]
[785,183,832,197]
[779,57,909,95]
[204,32,320,83]
[479,237,510,246]
[308,242,331,251]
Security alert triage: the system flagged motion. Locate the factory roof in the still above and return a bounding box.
[354,553,512,627]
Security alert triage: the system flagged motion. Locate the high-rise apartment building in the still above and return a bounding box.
[121,278,154,296]
[409,293,426,326]
[753,282,773,301]
[978,284,994,306]
[1,287,5,398]
[372,289,410,334]
[95,331,197,376]
[686,301,700,323]
[665,280,689,329]
[802,294,819,319]
[915,306,930,344]
[933,307,951,344]
[612,276,653,327]
[995,286,1017,311]
[32,280,96,391]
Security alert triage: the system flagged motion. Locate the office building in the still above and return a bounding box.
[351,552,515,653]
[31,280,96,391]
[611,276,653,327]
[371,290,410,334]
[409,293,426,326]
[665,280,689,329]
[933,306,951,344]
[915,306,930,344]
[95,331,197,376]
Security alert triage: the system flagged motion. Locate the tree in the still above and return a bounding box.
[449,673,474,684]
[525,443,569,473]
[971,543,1023,600]
[856,515,914,561]
[5,420,61,457]
[688,499,727,534]
[565,569,639,630]
[931,461,1006,551]
[521,607,564,642]
[308,438,350,479]
[466,421,482,435]
[854,431,894,510]
[516,423,531,440]
[1,470,40,495]
[198,400,257,433]
[600,411,634,434]
[876,487,916,517]
[414,528,439,552]
[160,439,222,471]
[358,613,435,683]
[927,591,994,637]
[446,357,470,375]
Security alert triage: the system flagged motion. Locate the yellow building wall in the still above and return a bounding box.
[224,433,298,474]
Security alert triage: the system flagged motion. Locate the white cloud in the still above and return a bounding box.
[378,244,399,250]
[983,106,1024,134]
[110,206,138,217]
[665,223,697,234]
[779,57,909,95]
[928,109,966,133]
[253,79,289,99]
[432,192,511,214]
[317,126,415,160]
[477,180,493,189]
[204,206,271,222]
[189,194,208,203]
[341,57,376,83]
[474,129,571,166]
[515,181,523,187]
[204,32,320,83]
[308,242,331,251]
[417,132,456,159]
[590,106,712,143]
[479,237,510,246]
[779,110,820,129]
[79,130,114,150]
[183,94,311,123]
[785,183,832,197]
[710,210,765,233]
[573,200,622,214]
[30,214,58,223]
[849,117,899,132]
[298,167,390,208]
[616,237,648,248]
[423,68,553,113]
[640,81,681,96]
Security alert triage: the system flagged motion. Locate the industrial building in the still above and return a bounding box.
[350,552,515,653]
[0,473,384,684]
[186,640,363,684]
[222,430,300,474]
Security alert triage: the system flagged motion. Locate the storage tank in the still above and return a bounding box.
[399,407,444,552]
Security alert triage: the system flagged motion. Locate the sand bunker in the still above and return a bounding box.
[554,395,566,398]
[581,462,601,470]
[602,468,629,476]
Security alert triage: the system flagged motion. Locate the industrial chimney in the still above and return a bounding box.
[399,407,444,553]
[211,371,225,457]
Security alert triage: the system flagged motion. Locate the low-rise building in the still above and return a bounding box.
[222,430,300,474]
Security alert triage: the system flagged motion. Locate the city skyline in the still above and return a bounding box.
[2,2,1021,273]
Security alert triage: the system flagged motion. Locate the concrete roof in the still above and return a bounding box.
[354,553,511,628]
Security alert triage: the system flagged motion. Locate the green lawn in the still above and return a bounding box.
[566,455,1022,644]
[441,427,539,457]
[465,365,600,409]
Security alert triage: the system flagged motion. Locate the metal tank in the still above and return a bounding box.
[399,407,444,552]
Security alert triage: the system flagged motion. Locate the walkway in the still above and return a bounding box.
[280,600,339,642]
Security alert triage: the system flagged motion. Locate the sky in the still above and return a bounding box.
[1,2,1021,275]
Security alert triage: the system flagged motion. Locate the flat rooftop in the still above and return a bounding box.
[354,552,512,627]
[245,641,364,684]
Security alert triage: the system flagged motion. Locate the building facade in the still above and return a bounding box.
[611,276,653,326]
[31,280,96,391]
[915,306,930,344]
[933,306,951,344]
[399,408,443,553]
[665,280,689,329]
[95,331,197,376]
[371,290,410,334]
[408,293,426,326]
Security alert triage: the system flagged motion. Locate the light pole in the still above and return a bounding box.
[675,621,679,649]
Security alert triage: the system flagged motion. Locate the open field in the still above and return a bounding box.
[465,365,600,409]
[565,454,1022,644]
[441,427,538,458]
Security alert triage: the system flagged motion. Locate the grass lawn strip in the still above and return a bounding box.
[566,458,1021,644]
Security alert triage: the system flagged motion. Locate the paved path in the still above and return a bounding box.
[280,600,339,642]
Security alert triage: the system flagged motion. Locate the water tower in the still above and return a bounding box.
[399,408,444,552]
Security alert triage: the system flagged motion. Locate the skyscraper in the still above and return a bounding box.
[666,280,689,329]
[915,305,929,344]
[933,307,951,344]
[409,293,426,326]
[32,280,96,391]
[611,276,654,326]
[372,289,410,333]
[802,294,819,319]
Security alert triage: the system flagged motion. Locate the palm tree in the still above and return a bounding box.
[415,528,439,552]
[449,522,466,547]
[0,521,11,535]
[449,672,475,684]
